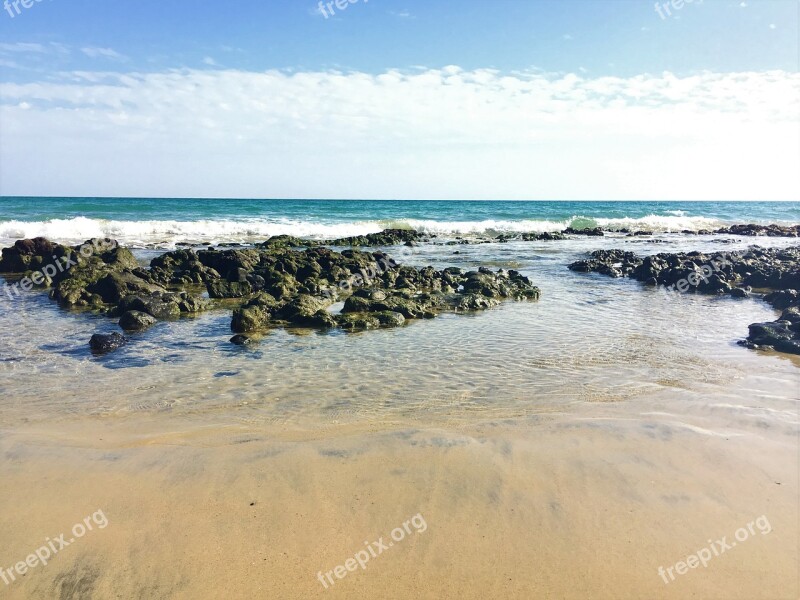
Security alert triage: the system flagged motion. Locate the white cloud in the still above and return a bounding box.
[81,47,126,60]
[202,57,218,66]
[0,67,798,200]
[0,42,47,54]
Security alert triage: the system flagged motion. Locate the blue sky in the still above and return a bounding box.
[0,0,798,199]
[1,0,795,77]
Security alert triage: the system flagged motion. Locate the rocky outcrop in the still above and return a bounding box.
[569,246,800,355]
[140,241,541,335]
[713,224,800,237]
[496,232,567,242]
[569,247,800,294]
[326,229,427,247]
[563,227,605,237]
[1,238,210,354]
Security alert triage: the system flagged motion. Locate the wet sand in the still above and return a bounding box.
[0,394,797,600]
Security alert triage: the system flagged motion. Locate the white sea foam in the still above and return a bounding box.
[0,214,740,248]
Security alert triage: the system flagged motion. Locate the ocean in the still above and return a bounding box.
[1,198,798,248]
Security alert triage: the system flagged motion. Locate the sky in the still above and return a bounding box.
[0,0,797,200]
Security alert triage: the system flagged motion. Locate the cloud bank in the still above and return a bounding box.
[1,66,798,199]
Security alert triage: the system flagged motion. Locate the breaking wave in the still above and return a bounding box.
[0,214,749,248]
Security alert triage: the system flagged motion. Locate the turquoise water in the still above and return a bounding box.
[0,199,798,248]
[1,198,798,223]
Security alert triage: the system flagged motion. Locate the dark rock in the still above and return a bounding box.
[327,229,426,247]
[230,334,256,346]
[260,235,310,250]
[115,293,182,319]
[119,310,157,331]
[563,227,605,237]
[569,245,800,356]
[275,294,332,323]
[207,279,253,299]
[714,224,800,237]
[89,332,128,355]
[336,313,382,330]
[89,271,165,304]
[231,293,280,333]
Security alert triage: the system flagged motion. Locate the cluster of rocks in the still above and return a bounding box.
[496,232,567,243]
[569,246,800,354]
[712,224,800,237]
[246,229,428,250]
[326,229,428,247]
[0,233,541,353]
[228,263,539,337]
[0,237,209,353]
[743,289,800,355]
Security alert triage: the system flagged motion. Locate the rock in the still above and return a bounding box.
[231,293,280,333]
[745,320,800,354]
[764,290,799,310]
[89,332,128,355]
[774,339,800,354]
[232,305,271,333]
[89,271,165,304]
[569,245,800,356]
[374,311,406,327]
[714,224,800,237]
[336,313,382,330]
[0,237,64,273]
[303,310,339,329]
[207,279,253,299]
[119,310,157,331]
[2,236,542,342]
[260,235,310,249]
[342,295,373,313]
[563,227,605,237]
[230,334,256,346]
[327,229,426,247]
[748,321,795,343]
[115,293,182,319]
[176,293,210,313]
[275,294,332,321]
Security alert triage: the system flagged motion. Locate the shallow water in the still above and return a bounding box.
[0,232,797,599]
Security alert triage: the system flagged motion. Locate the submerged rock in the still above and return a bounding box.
[89,332,128,355]
[230,334,257,346]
